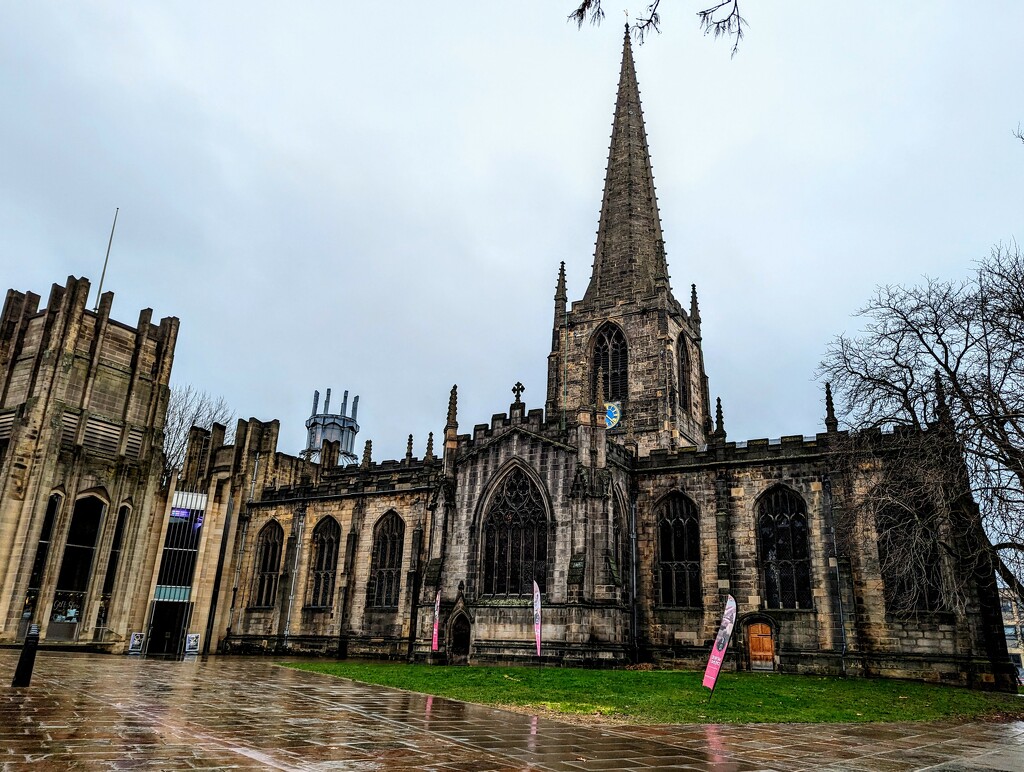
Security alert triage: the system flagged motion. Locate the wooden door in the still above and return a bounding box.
[748,622,775,671]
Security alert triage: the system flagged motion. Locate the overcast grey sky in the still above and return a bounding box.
[3,2,1022,461]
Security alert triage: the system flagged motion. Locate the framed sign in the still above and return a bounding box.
[128,632,145,654]
[184,633,200,655]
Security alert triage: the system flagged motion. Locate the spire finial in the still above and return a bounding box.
[712,397,726,441]
[825,383,839,433]
[690,284,701,323]
[446,384,458,429]
[555,262,567,301]
[425,431,435,461]
[406,434,414,461]
[361,439,372,468]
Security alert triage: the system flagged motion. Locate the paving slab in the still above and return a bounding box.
[2,651,1022,771]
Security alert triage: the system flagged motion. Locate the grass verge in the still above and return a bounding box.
[283,661,1023,724]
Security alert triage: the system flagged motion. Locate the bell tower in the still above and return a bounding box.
[546,28,711,455]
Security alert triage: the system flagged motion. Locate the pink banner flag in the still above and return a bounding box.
[532,580,542,656]
[702,595,737,692]
[431,590,441,651]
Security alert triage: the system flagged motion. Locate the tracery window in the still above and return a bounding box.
[367,511,405,609]
[307,517,341,608]
[482,468,548,597]
[678,334,691,413]
[591,323,628,404]
[657,493,702,607]
[757,486,813,610]
[876,501,944,613]
[252,521,283,607]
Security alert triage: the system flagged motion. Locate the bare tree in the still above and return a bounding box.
[163,383,235,481]
[821,244,1024,607]
[569,0,746,53]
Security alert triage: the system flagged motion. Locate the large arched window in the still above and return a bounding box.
[368,511,405,609]
[657,493,702,607]
[25,493,61,619]
[308,517,341,608]
[50,495,105,636]
[757,487,813,609]
[591,323,628,404]
[678,334,691,413]
[252,521,283,607]
[876,501,944,613]
[482,467,548,597]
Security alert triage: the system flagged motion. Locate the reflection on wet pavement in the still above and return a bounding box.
[2,651,1023,770]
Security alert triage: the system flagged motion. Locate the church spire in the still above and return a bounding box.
[582,25,670,306]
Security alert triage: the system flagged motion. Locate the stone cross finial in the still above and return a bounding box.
[512,381,525,404]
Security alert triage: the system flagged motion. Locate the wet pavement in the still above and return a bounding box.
[2,651,1023,771]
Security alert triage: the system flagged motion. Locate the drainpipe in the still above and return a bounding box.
[283,503,307,644]
[629,487,639,661]
[824,476,847,675]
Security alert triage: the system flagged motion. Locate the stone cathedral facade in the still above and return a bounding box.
[0,32,1015,691]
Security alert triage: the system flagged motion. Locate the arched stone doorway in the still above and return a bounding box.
[747,622,775,671]
[450,615,471,664]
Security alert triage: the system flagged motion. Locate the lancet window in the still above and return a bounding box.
[308,516,341,608]
[678,334,692,413]
[367,511,405,609]
[757,487,813,609]
[657,493,702,607]
[482,468,548,597]
[591,323,628,404]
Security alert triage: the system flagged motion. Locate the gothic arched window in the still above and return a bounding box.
[482,468,548,597]
[591,323,628,404]
[307,517,341,608]
[367,511,405,609]
[678,334,692,413]
[757,487,813,610]
[657,493,702,607]
[876,501,944,613]
[253,521,283,607]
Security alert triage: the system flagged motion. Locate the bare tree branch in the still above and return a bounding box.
[568,1,745,50]
[163,383,235,483]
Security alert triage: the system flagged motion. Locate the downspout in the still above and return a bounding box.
[630,485,639,661]
[282,504,307,644]
[824,476,847,675]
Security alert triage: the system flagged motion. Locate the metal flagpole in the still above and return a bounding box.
[95,207,119,311]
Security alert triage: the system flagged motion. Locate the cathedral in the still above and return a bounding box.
[0,31,1015,691]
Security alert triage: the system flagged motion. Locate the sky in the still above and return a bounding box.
[2,2,1022,462]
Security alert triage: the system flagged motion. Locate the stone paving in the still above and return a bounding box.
[2,651,1023,771]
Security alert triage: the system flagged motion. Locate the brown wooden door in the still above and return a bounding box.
[748,623,775,671]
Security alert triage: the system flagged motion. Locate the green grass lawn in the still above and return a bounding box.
[284,661,1024,724]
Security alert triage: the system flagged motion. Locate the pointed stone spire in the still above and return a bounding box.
[425,431,435,461]
[406,434,414,463]
[690,284,701,324]
[361,439,372,469]
[555,261,567,306]
[711,397,727,442]
[582,25,669,306]
[446,384,458,430]
[825,382,839,433]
